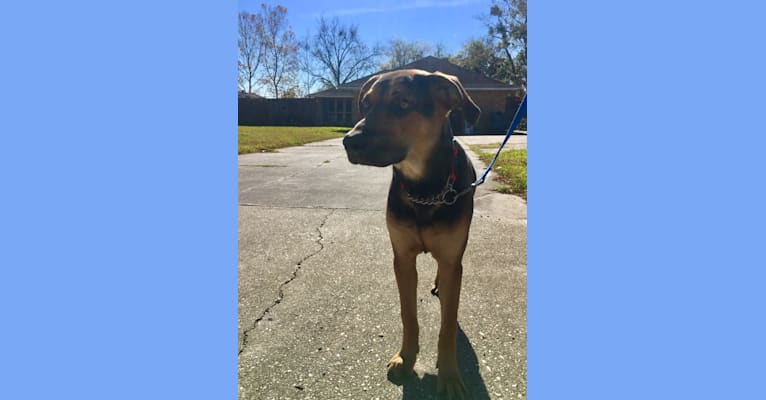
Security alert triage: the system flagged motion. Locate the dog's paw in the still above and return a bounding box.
[386,353,415,381]
[437,369,466,400]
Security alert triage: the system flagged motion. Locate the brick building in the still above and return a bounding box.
[238,57,524,133]
[308,56,524,133]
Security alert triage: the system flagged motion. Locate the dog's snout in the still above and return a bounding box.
[343,131,367,151]
[342,117,406,167]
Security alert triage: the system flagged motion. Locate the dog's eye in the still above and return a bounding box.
[400,99,410,110]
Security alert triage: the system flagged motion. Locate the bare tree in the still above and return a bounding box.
[238,11,264,93]
[296,35,321,96]
[259,4,299,98]
[381,39,432,70]
[485,0,527,87]
[309,17,381,89]
[280,85,301,98]
[432,42,449,59]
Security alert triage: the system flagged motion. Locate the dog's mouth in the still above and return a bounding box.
[343,132,407,167]
[345,146,407,167]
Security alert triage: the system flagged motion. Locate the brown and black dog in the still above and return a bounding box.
[343,69,480,399]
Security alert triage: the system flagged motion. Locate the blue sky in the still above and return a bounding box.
[238,0,491,55]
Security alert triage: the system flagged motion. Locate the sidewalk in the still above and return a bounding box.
[457,133,527,151]
[238,137,527,399]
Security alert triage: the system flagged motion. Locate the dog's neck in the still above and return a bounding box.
[393,122,455,190]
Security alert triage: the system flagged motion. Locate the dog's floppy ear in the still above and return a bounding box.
[427,71,481,124]
[358,74,380,111]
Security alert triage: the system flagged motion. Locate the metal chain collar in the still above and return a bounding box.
[405,175,475,206]
[403,140,475,206]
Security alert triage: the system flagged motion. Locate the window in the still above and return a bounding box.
[326,98,352,125]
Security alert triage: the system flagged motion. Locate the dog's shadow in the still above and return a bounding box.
[388,324,490,400]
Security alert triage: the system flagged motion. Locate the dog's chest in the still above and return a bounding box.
[413,205,436,226]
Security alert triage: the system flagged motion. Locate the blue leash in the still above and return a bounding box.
[471,93,527,187]
[406,94,528,206]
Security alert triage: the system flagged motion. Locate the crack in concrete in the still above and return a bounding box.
[238,209,335,356]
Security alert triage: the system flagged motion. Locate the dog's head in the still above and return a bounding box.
[343,69,480,168]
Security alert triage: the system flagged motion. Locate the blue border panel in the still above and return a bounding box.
[1,1,238,399]
[4,0,766,399]
[532,1,766,399]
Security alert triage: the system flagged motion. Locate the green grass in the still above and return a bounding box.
[238,126,348,154]
[470,144,527,199]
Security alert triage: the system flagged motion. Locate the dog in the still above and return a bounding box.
[343,69,480,399]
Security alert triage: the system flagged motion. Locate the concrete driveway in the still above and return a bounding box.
[238,136,527,399]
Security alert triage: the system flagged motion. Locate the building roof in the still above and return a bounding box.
[238,91,265,99]
[309,56,519,98]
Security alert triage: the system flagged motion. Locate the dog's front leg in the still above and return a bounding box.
[387,251,419,378]
[436,261,466,399]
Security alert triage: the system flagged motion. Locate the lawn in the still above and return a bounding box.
[238,126,348,154]
[470,144,527,199]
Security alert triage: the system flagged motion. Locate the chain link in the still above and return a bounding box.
[406,180,474,206]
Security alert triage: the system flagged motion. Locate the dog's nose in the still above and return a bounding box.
[343,132,367,152]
